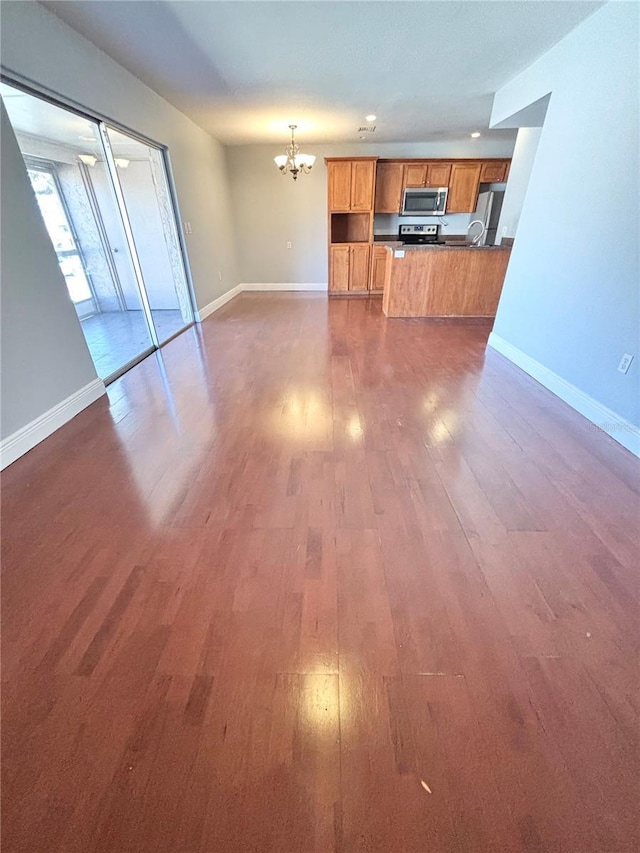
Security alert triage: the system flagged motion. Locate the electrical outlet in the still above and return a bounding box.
[287,241,292,249]
[218,271,222,282]
[394,250,405,258]
[501,226,508,237]
[184,221,192,235]
[617,353,634,374]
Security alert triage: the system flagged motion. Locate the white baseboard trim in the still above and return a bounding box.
[241,283,328,292]
[487,332,640,458]
[195,282,328,322]
[195,284,243,322]
[1,378,106,470]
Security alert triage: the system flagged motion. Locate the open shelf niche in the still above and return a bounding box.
[330,212,371,244]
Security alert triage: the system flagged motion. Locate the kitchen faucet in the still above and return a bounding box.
[467,219,486,246]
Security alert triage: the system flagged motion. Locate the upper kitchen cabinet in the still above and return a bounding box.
[403,163,429,188]
[373,158,511,214]
[404,162,452,188]
[447,163,482,213]
[328,160,351,210]
[427,162,452,186]
[479,160,510,183]
[326,158,377,212]
[375,162,405,213]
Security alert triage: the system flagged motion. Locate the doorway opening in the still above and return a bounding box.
[1,80,194,382]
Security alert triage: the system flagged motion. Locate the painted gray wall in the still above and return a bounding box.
[227,138,515,284]
[1,0,238,311]
[1,104,98,439]
[496,127,541,241]
[490,2,639,428]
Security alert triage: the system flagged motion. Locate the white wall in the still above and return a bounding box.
[496,127,542,241]
[227,138,515,285]
[489,2,639,441]
[1,104,100,441]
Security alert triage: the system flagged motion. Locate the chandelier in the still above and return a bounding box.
[274,125,316,181]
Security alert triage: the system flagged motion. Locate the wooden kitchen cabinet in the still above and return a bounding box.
[447,162,482,213]
[403,162,452,190]
[403,163,429,188]
[349,244,371,290]
[375,162,405,213]
[328,161,352,211]
[330,245,351,292]
[327,158,376,294]
[370,245,390,292]
[329,244,371,292]
[427,162,452,186]
[350,161,376,211]
[327,158,376,212]
[479,160,510,183]
[374,158,511,214]
[328,156,511,295]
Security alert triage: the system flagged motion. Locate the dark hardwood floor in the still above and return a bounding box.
[2,293,639,852]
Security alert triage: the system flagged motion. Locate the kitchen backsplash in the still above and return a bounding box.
[374,182,506,237]
[374,212,473,236]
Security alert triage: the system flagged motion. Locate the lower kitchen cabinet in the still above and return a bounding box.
[370,245,390,292]
[330,245,350,292]
[329,244,371,293]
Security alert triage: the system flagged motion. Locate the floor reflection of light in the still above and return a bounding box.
[347,414,364,442]
[427,409,458,444]
[423,391,440,412]
[273,389,329,440]
[108,335,216,527]
[301,675,341,736]
[429,420,451,444]
[154,349,181,431]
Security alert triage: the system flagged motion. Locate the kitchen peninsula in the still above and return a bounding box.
[381,244,511,318]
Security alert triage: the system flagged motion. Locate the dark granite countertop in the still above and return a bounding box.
[390,244,512,251]
[374,235,510,250]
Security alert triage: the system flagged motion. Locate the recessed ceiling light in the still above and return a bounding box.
[471,132,481,138]
[365,114,377,122]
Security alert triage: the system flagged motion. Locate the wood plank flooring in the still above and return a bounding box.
[2,293,639,852]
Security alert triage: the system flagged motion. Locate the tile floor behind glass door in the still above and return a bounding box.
[81,309,183,379]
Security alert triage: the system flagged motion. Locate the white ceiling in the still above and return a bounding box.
[40,0,602,146]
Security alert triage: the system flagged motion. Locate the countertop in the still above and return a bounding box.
[373,235,510,251]
[396,244,511,251]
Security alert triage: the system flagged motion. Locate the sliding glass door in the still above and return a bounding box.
[0,80,194,382]
[26,163,98,320]
[103,127,193,343]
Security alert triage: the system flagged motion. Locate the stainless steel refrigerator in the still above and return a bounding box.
[472,190,505,245]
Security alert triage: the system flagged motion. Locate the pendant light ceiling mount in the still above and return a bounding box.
[274,124,315,181]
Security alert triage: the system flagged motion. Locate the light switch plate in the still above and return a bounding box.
[617,353,634,374]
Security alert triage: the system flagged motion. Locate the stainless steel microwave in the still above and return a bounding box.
[402,187,448,216]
